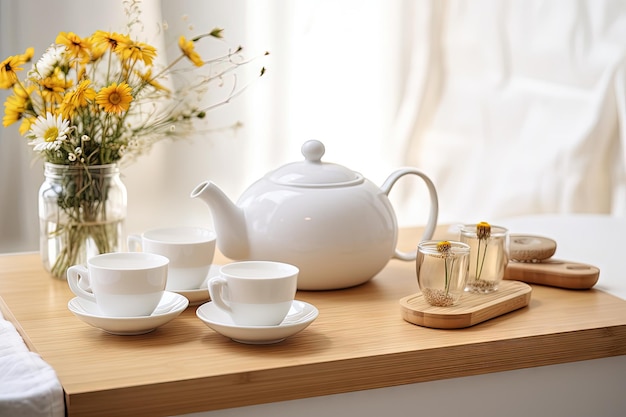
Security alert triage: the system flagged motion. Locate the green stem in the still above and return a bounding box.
[476,239,488,280]
[444,257,449,293]
[444,257,456,295]
[45,165,121,279]
[474,240,481,279]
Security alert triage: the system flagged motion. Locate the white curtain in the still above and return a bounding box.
[1,0,625,254]
[396,0,626,225]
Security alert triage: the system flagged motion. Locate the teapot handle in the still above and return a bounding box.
[380,167,439,261]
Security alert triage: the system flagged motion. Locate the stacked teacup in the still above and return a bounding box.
[127,227,217,291]
[66,226,216,321]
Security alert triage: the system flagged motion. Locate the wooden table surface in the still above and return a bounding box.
[1,227,626,417]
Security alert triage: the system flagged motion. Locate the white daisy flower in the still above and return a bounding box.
[31,44,66,79]
[28,113,71,152]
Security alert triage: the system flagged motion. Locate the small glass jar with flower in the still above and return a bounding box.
[460,222,509,293]
[416,240,471,307]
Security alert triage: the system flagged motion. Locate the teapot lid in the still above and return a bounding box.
[268,140,364,187]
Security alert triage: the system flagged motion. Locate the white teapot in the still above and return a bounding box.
[191,140,438,290]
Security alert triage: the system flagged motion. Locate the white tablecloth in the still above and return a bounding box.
[0,312,64,417]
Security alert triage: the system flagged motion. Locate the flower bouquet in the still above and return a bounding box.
[1,1,265,278]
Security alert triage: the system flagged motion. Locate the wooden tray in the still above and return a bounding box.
[504,259,599,289]
[400,280,532,329]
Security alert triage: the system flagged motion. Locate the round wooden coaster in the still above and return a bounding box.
[509,234,557,262]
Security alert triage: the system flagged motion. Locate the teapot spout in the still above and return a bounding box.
[190,181,249,259]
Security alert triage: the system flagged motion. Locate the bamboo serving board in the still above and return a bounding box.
[504,259,599,289]
[400,280,532,329]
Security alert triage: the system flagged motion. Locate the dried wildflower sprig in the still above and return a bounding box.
[474,221,491,280]
[436,240,455,294]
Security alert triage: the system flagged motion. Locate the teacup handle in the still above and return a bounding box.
[67,265,97,303]
[127,234,142,252]
[380,167,439,261]
[208,276,232,313]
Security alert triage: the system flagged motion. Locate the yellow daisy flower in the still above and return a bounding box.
[0,55,25,89]
[36,72,72,105]
[61,80,96,118]
[91,30,128,53]
[136,69,170,93]
[117,38,157,66]
[96,82,133,114]
[3,96,24,127]
[2,85,34,127]
[88,42,107,62]
[56,32,91,62]
[18,47,35,64]
[69,80,96,107]
[0,48,32,87]
[88,31,111,60]
[178,35,204,67]
[18,116,35,136]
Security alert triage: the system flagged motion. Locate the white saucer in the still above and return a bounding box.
[196,300,318,344]
[171,264,220,305]
[68,291,189,335]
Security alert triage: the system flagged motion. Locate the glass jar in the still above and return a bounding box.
[416,240,470,307]
[460,223,509,293]
[38,163,127,279]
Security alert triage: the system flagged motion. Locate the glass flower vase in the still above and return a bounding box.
[38,163,127,280]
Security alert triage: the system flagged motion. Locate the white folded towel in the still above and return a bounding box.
[0,313,64,417]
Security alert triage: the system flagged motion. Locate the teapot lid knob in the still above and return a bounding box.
[301,140,325,162]
[268,139,363,187]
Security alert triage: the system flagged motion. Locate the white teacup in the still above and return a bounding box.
[208,261,299,326]
[127,227,216,291]
[67,252,169,317]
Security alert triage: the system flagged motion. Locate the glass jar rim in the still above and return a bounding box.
[43,162,120,178]
[459,223,508,236]
[418,240,470,255]
[44,162,119,169]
